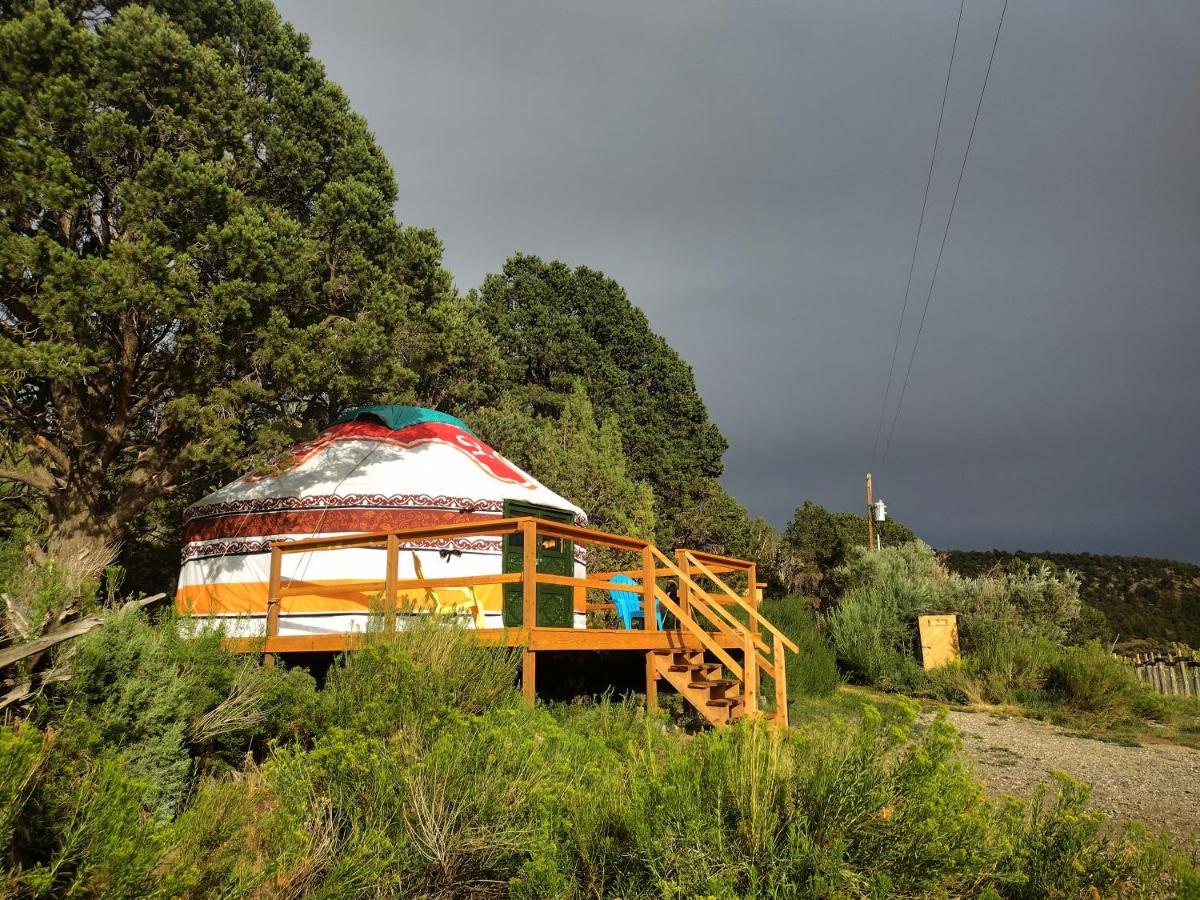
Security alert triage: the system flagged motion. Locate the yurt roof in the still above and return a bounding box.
[182,406,587,545]
[333,404,476,435]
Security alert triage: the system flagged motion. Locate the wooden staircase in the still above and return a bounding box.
[652,648,746,726]
[643,548,798,729]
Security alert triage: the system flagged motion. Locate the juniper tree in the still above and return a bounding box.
[0,0,484,560]
[477,253,738,549]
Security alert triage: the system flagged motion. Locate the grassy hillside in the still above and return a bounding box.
[943,550,1200,647]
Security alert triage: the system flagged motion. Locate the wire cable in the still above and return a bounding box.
[870,0,966,472]
[880,0,1009,473]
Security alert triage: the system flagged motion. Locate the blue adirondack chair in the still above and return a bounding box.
[608,574,664,630]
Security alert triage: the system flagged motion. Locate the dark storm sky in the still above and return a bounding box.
[274,0,1200,562]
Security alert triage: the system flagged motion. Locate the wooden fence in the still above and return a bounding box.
[1122,647,1200,698]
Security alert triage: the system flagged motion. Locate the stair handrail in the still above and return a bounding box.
[650,585,743,679]
[650,547,771,654]
[672,574,771,653]
[650,547,782,711]
[677,587,750,646]
[683,552,799,654]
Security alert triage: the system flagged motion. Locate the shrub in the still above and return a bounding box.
[762,597,840,699]
[5,610,1196,896]
[44,609,317,815]
[825,586,927,691]
[0,724,50,858]
[1047,641,1139,720]
[314,615,523,745]
[952,559,1082,646]
[970,627,1061,706]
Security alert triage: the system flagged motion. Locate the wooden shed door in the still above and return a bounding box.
[501,500,575,628]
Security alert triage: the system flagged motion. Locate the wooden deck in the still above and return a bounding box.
[228,517,798,728]
[229,625,748,655]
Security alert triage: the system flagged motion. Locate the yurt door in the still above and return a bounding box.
[501,501,575,628]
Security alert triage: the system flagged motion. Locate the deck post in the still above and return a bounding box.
[384,533,399,634]
[675,549,692,618]
[522,519,538,703]
[773,633,788,728]
[522,520,537,627]
[743,633,758,716]
[522,647,536,703]
[645,651,658,712]
[264,544,282,669]
[642,545,658,631]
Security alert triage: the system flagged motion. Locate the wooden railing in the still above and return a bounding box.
[258,516,791,724]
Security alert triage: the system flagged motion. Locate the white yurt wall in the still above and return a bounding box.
[176,406,587,636]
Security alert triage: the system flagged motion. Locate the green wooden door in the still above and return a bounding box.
[501,500,575,628]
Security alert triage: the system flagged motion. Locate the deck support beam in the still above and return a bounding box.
[384,534,398,633]
[645,651,658,713]
[522,649,536,703]
[264,545,282,670]
[521,519,538,704]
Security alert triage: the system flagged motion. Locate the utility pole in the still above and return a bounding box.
[866,473,875,551]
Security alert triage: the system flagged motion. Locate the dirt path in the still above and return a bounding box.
[937,710,1200,838]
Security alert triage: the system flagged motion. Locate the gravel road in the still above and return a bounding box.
[938,710,1200,838]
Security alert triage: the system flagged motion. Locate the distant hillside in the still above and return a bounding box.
[942,550,1200,647]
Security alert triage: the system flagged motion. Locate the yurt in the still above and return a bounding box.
[176,406,587,636]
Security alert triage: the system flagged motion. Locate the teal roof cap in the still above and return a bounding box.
[333,405,475,435]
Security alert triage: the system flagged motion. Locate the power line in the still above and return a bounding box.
[880,0,1009,474]
[870,0,966,472]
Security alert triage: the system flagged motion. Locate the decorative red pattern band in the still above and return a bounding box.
[185,493,505,524]
[182,536,505,562]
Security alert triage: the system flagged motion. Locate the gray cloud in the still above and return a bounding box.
[276,0,1200,561]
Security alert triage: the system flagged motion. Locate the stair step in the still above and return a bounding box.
[688,679,737,690]
[705,698,742,708]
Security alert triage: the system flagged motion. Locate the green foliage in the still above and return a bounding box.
[950,558,1082,646]
[313,617,523,744]
[778,499,918,602]
[0,0,481,555]
[926,629,1061,708]
[0,724,49,855]
[476,253,748,553]
[48,608,316,816]
[13,755,166,900]
[1,614,1192,896]
[472,383,655,540]
[1046,641,1141,721]
[761,596,840,699]
[825,542,946,690]
[946,549,1200,647]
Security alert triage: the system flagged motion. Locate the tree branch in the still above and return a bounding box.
[0,465,55,494]
[32,434,71,474]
